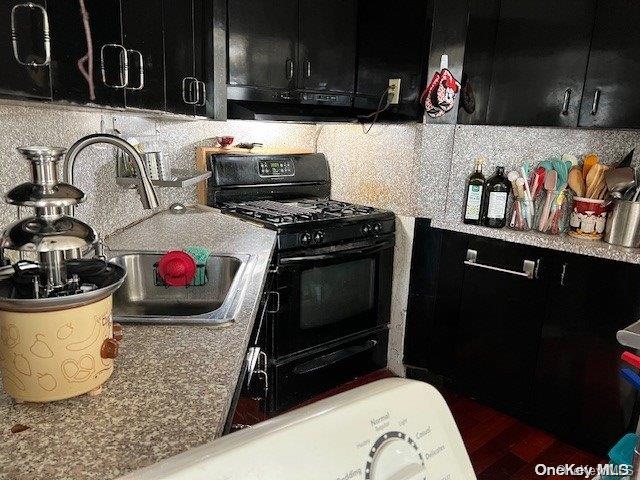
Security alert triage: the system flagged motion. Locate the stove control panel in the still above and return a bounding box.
[258,159,295,177]
[123,378,477,480]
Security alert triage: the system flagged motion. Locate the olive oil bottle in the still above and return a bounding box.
[463,157,486,225]
[482,166,511,228]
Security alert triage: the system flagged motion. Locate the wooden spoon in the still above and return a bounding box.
[583,153,599,180]
[585,163,603,198]
[568,165,585,197]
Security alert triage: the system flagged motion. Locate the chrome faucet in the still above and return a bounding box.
[63,133,159,216]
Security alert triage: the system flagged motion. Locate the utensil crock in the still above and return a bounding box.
[604,199,640,248]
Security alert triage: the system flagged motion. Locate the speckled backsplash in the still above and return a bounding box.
[443,125,640,223]
[0,103,319,237]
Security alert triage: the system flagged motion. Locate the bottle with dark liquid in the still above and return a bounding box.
[482,166,511,228]
[463,157,486,225]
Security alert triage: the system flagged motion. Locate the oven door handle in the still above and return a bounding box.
[292,339,378,375]
[280,243,393,264]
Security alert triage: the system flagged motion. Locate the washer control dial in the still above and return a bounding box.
[365,431,426,480]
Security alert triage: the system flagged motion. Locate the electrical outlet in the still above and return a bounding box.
[388,78,401,105]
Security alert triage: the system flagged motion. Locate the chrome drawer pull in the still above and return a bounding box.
[591,88,601,115]
[100,43,128,88]
[11,2,51,67]
[464,249,537,280]
[181,76,199,105]
[196,80,206,107]
[125,49,144,90]
[561,88,571,116]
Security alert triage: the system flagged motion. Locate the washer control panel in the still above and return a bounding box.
[121,378,476,480]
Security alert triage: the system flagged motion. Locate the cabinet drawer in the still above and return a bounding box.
[271,328,388,413]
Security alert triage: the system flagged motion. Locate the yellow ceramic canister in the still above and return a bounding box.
[0,295,117,402]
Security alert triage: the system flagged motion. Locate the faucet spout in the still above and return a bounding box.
[63,133,159,215]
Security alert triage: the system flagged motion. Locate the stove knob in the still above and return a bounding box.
[362,224,372,235]
[300,232,312,245]
[373,222,383,234]
[313,231,324,244]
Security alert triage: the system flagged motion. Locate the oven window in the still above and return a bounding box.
[299,258,375,329]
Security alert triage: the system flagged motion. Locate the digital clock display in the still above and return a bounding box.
[258,159,295,177]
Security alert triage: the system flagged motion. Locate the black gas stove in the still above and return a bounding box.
[221,198,395,250]
[207,152,393,416]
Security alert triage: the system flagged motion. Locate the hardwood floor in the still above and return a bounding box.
[232,370,604,478]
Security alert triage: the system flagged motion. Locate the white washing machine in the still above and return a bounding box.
[120,378,476,480]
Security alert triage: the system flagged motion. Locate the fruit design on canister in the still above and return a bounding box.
[37,372,57,391]
[66,315,105,352]
[56,323,74,340]
[12,353,31,376]
[1,324,20,348]
[61,355,95,383]
[30,334,53,358]
[4,369,25,391]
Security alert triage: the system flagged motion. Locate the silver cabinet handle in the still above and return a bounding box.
[305,59,311,78]
[181,76,198,105]
[266,291,280,314]
[561,88,571,116]
[100,43,128,88]
[590,88,601,115]
[464,249,537,280]
[11,2,50,67]
[125,49,144,90]
[196,80,206,107]
[286,59,294,80]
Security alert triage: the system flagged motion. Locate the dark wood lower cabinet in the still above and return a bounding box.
[405,219,640,455]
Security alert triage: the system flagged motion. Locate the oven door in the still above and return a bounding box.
[270,235,394,359]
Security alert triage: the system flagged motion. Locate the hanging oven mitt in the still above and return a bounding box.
[420,55,461,118]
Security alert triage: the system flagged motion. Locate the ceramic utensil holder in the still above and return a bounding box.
[568,197,608,240]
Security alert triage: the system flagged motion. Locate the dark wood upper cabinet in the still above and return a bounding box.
[354,0,432,118]
[227,0,298,91]
[579,0,640,128]
[121,0,165,111]
[297,0,356,94]
[48,0,126,108]
[0,1,51,99]
[163,0,203,115]
[484,0,595,127]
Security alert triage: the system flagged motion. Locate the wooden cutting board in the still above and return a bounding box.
[195,146,315,205]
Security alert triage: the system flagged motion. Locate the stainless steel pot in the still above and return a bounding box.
[604,200,640,248]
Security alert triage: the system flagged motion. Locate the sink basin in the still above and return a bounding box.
[109,251,249,325]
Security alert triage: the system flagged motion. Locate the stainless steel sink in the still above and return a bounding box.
[109,251,249,325]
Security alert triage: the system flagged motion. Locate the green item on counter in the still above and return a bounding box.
[184,246,210,286]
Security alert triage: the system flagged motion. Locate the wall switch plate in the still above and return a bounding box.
[388,78,401,104]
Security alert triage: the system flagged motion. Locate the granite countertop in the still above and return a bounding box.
[432,218,640,265]
[0,206,277,480]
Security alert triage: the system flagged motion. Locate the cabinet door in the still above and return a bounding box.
[0,1,51,99]
[227,0,298,90]
[163,0,196,115]
[121,0,165,111]
[454,236,548,413]
[48,0,125,107]
[485,0,595,127]
[354,0,432,116]
[579,0,640,128]
[534,253,639,454]
[298,0,356,94]
[404,224,468,379]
